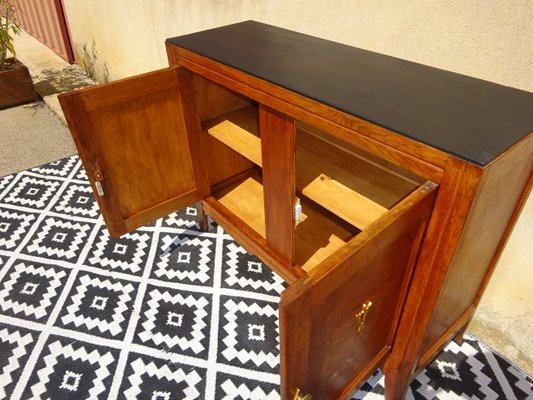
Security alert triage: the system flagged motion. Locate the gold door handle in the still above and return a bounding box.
[293,388,312,400]
[354,301,372,333]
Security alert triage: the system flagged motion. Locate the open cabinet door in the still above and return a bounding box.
[59,67,209,236]
[279,183,437,400]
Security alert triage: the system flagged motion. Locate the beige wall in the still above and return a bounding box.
[62,0,533,373]
[469,194,532,375]
[63,0,533,90]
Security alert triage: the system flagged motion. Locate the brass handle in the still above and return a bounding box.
[354,301,372,333]
[293,388,312,400]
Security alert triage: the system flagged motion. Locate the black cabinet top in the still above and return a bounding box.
[168,21,533,166]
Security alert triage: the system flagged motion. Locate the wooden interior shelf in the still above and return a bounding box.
[213,173,355,272]
[294,203,354,271]
[205,106,418,231]
[204,106,262,166]
[214,174,266,237]
[295,126,418,208]
[299,173,387,230]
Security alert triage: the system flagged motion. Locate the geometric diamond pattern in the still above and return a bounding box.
[0,209,37,249]
[29,156,77,178]
[22,337,117,400]
[0,173,15,194]
[0,324,36,400]
[162,207,203,229]
[74,163,89,181]
[351,335,533,399]
[0,156,531,400]
[0,262,68,321]
[415,340,494,399]
[223,242,286,295]
[24,216,93,261]
[215,373,280,400]
[218,296,280,372]
[135,286,210,358]
[88,227,151,275]
[52,183,99,217]
[153,233,214,284]
[2,175,61,209]
[58,273,137,339]
[120,355,204,400]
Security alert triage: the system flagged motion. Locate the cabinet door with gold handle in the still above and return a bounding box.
[280,182,436,400]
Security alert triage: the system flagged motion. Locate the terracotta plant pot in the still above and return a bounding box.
[0,57,38,109]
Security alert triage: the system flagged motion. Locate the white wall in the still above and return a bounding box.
[62,0,533,373]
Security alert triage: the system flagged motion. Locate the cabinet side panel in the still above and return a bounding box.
[419,133,533,362]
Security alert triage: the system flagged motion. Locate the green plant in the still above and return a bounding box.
[0,0,21,70]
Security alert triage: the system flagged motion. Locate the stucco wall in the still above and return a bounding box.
[61,0,533,373]
[62,0,533,90]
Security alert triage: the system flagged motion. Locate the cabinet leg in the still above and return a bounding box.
[195,202,209,232]
[452,324,468,345]
[384,368,411,400]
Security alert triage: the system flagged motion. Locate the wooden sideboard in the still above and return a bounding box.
[59,21,533,400]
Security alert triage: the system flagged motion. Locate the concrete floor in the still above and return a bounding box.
[1,30,94,177]
[2,31,532,377]
[0,103,76,176]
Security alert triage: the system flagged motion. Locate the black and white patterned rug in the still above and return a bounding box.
[0,155,531,400]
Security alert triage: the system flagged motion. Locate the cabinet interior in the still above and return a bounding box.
[195,76,425,272]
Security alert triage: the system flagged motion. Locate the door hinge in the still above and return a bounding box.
[294,197,302,225]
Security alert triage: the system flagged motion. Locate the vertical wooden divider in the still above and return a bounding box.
[260,105,296,269]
